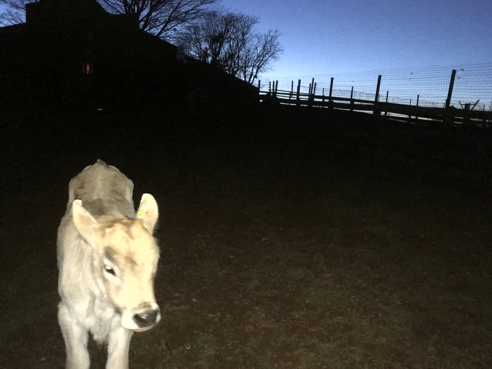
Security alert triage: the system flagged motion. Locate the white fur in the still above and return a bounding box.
[57,160,160,369]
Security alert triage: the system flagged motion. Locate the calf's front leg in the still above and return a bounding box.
[106,326,133,369]
[58,302,90,369]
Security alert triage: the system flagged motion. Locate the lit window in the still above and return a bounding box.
[82,62,94,74]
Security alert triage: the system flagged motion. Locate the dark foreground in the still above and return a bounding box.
[1,107,491,368]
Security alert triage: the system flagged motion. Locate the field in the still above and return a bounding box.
[1,106,491,368]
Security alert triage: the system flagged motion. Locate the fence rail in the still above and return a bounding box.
[259,68,492,127]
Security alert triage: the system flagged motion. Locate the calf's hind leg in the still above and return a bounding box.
[58,302,90,369]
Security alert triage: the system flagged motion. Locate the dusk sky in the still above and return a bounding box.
[1,0,490,104]
[220,0,492,79]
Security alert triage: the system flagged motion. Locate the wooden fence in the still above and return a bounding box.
[259,71,492,127]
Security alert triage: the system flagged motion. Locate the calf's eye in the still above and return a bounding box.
[104,265,116,276]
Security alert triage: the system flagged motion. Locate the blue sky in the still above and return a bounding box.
[220,0,492,79]
[2,0,490,78]
[1,0,490,104]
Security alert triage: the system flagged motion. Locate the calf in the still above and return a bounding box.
[57,160,160,369]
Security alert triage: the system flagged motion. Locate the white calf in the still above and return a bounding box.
[57,160,160,369]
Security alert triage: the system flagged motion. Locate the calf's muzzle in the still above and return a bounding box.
[133,309,159,328]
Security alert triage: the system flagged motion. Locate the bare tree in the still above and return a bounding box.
[0,0,33,26]
[177,10,282,84]
[239,30,282,84]
[0,0,217,41]
[99,0,217,40]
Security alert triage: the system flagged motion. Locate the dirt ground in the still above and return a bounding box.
[1,107,491,369]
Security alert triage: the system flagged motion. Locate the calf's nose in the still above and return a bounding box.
[133,309,159,327]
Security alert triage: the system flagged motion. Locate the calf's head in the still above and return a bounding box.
[72,194,161,332]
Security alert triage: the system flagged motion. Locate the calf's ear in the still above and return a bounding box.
[137,193,159,233]
[72,200,100,246]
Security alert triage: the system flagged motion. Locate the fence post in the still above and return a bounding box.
[296,79,301,107]
[415,94,420,123]
[322,88,325,108]
[384,91,389,120]
[374,75,382,118]
[308,79,312,108]
[445,69,456,126]
[289,80,294,105]
[445,70,456,108]
[329,77,334,110]
[464,103,470,125]
[308,78,315,107]
[350,87,354,113]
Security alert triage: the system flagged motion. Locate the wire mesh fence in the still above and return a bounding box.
[261,62,492,110]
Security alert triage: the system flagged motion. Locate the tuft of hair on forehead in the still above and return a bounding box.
[104,219,158,256]
[104,246,138,270]
[106,218,150,240]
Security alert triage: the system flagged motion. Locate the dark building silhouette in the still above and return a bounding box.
[0,0,178,111]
